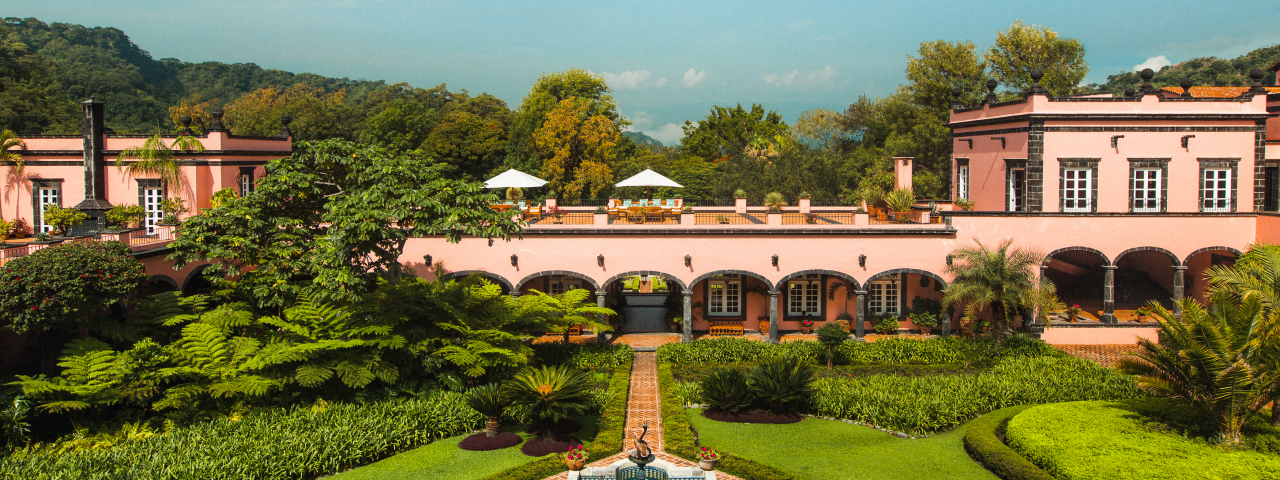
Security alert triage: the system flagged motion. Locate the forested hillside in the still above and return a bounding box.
[0,17,386,133]
[1090,45,1280,93]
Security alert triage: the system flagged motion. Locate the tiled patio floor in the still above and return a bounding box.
[542,352,742,480]
[1052,344,1143,367]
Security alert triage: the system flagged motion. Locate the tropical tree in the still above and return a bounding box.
[1207,242,1280,425]
[0,241,148,336]
[1022,278,1066,326]
[942,239,1043,336]
[528,289,615,344]
[115,133,205,193]
[680,103,788,162]
[0,129,25,172]
[985,20,1089,97]
[534,98,619,200]
[1117,297,1279,445]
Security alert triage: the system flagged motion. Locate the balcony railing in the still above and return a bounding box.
[0,225,180,264]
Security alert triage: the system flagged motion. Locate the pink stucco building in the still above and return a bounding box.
[3,65,1280,346]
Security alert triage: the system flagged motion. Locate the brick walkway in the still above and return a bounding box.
[542,352,742,480]
[1052,344,1143,367]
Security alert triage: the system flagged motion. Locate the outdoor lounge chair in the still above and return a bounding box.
[626,206,645,223]
[644,206,664,223]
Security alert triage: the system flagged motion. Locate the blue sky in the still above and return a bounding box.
[4,0,1280,143]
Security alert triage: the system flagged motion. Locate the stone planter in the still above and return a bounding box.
[855,212,870,225]
[680,212,695,225]
[593,212,608,225]
[767,212,782,226]
[734,197,747,213]
[699,459,718,471]
[566,458,586,471]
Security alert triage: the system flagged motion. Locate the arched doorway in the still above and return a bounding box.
[688,270,773,340]
[601,271,688,334]
[182,265,217,296]
[1113,248,1179,321]
[1042,248,1110,322]
[1183,247,1242,303]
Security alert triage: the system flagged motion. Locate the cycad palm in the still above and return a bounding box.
[1117,297,1278,445]
[942,239,1043,335]
[1207,242,1280,425]
[115,134,205,191]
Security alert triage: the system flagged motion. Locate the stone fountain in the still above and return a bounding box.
[568,423,714,480]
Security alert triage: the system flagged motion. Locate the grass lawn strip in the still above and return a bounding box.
[1006,400,1280,480]
[688,410,997,480]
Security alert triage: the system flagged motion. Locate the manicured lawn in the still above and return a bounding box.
[1005,400,1280,480]
[331,416,600,480]
[688,409,997,480]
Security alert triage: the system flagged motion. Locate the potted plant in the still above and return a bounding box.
[564,445,587,471]
[798,191,811,199]
[546,205,567,223]
[733,188,747,199]
[160,197,187,223]
[682,206,694,214]
[804,213,817,224]
[43,205,88,236]
[955,198,974,211]
[106,204,145,231]
[910,310,939,336]
[872,315,899,335]
[885,188,915,223]
[800,318,815,334]
[1065,304,1082,323]
[0,218,10,241]
[835,312,854,332]
[696,447,720,471]
[10,218,29,238]
[715,214,730,225]
[33,231,51,242]
[764,191,786,211]
[1133,305,1154,323]
[861,185,884,215]
[757,314,770,334]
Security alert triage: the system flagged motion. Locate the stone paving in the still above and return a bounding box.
[542,352,742,480]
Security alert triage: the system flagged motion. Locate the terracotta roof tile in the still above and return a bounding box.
[1270,60,1280,72]
[1160,86,1280,97]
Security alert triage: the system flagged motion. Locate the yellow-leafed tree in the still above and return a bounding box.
[534,98,618,200]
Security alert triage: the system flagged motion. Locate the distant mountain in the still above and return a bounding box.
[622,131,663,147]
[1,17,388,132]
[1091,44,1280,93]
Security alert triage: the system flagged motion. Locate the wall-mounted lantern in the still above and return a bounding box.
[959,139,972,149]
[946,254,953,267]
[424,254,432,267]
[1181,135,1195,148]
[771,254,779,267]
[858,254,867,268]
[597,254,605,267]
[1111,135,1124,149]
[488,238,494,247]
[684,254,692,267]
[510,254,518,267]
[990,136,1006,149]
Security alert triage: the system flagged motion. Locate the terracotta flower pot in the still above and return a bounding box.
[920,326,932,336]
[1068,315,1077,323]
[699,459,718,471]
[566,458,586,471]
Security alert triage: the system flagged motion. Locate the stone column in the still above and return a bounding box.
[940,310,952,337]
[1172,265,1187,316]
[682,292,693,343]
[596,293,608,343]
[768,292,779,343]
[855,290,867,338]
[1102,265,1117,323]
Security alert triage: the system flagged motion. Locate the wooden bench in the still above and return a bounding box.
[708,320,744,337]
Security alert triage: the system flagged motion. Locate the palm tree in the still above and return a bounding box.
[115,134,205,192]
[0,130,24,173]
[530,288,615,344]
[827,278,857,315]
[942,239,1043,336]
[1207,243,1280,425]
[1118,297,1278,445]
[1022,278,1066,326]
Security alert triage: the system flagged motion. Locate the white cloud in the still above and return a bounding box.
[762,66,837,88]
[654,78,668,87]
[624,111,685,145]
[681,68,708,88]
[600,70,653,90]
[1133,55,1171,72]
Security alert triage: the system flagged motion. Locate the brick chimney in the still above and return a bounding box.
[893,157,913,190]
[73,100,112,233]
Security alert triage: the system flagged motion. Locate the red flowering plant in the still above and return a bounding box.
[696,447,719,461]
[564,445,587,462]
[0,241,147,334]
[1065,304,1082,317]
[800,312,815,328]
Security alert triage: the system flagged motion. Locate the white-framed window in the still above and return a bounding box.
[868,279,900,316]
[1008,168,1026,212]
[786,275,821,316]
[143,187,164,235]
[549,277,581,295]
[239,167,256,196]
[1202,169,1231,212]
[37,185,60,233]
[1132,168,1161,213]
[956,165,969,201]
[707,276,741,316]
[1062,168,1091,213]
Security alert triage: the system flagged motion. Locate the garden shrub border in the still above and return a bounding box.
[476,355,633,480]
[962,405,1054,480]
[657,364,807,480]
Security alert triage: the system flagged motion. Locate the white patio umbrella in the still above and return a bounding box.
[615,168,682,200]
[484,168,548,189]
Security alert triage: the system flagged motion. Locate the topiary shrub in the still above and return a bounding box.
[963,405,1055,480]
[815,322,850,369]
[0,241,148,334]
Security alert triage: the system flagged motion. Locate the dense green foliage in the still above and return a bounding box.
[0,241,147,335]
[1093,45,1280,93]
[943,239,1044,334]
[962,406,1055,480]
[0,393,481,480]
[1007,400,1280,480]
[528,343,632,370]
[699,368,752,413]
[747,357,816,414]
[809,356,1145,434]
[656,335,1057,367]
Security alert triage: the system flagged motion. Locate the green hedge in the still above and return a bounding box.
[476,356,634,480]
[810,356,1145,434]
[657,364,808,480]
[531,343,634,370]
[962,405,1055,480]
[1006,400,1280,480]
[655,335,1058,367]
[0,393,480,480]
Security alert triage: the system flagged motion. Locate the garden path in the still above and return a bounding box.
[541,352,742,480]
